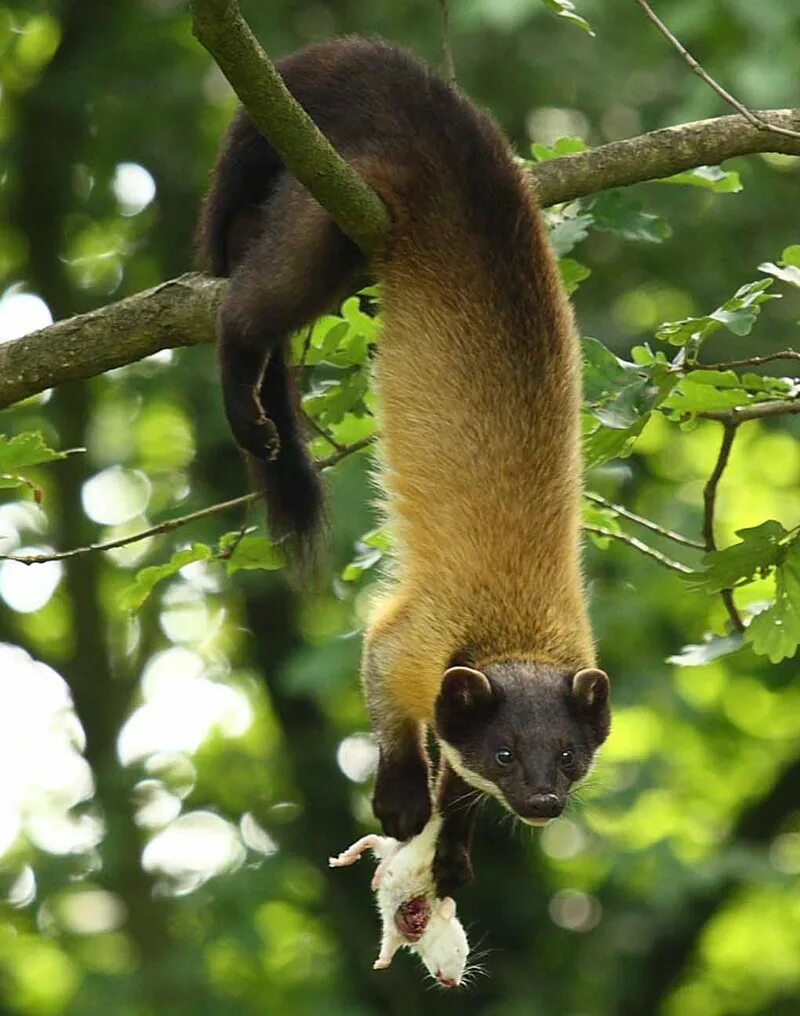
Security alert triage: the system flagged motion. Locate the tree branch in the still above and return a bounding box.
[689,350,800,371]
[2,106,800,409]
[438,0,456,84]
[189,0,389,254]
[697,400,800,424]
[634,0,800,142]
[702,423,745,632]
[583,524,694,575]
[0,438,375,565]
[0,273,223,408]
[585,492,705,549]
[530,108,800,206]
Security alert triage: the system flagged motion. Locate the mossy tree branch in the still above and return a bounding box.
[530,108,800,206]
[3,105,799,411]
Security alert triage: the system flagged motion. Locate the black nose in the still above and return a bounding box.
[526,793,563,819]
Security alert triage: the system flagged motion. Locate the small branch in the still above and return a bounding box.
[316,435,376,468]
[189,0,389,255]
[697,400,800,424]
[689,350,800,371]
[702,423,745,632]
[0,492,260,565]
[634,0,800,142]
[0,437,376,566]
[583,524,695,575]
[303,411,344,452]
[438,0,456,84]
[585,492,705,549]
[702,425,735,552]
[297,325,314,369]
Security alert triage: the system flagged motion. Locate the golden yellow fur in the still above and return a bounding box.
[363,168,595,724]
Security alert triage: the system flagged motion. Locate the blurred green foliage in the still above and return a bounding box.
[0,1,798,1014]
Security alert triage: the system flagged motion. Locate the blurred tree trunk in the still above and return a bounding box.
[11,1,180,1008]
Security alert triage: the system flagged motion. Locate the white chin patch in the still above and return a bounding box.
[521,817,551,827]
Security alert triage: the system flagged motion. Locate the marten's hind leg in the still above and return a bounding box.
[362,601,432,841]
[217,179,363,540]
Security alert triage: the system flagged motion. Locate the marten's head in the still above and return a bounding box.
[434,660,610,823]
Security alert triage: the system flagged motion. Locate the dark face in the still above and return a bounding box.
[433,660,610,823]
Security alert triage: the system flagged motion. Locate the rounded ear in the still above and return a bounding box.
[435,666,495,741]
[439,896,457,921]
[571,668,610,710]
[439,666,493,713]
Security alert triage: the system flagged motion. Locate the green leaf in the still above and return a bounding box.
[759,261,800,288]
[590,191,672,244]
[711,279,778,335]
[342,527,391,582]
[659,166,742,193]
[663,379,753,417]
[583,417,647,468]
[539,0,594,35]
[304,372,370,426]
[226,535,285,575]
[667,631,745,666]
[582,338,643,403]
[690,521,789,593]
[746,539,800,663]
[582,338,665,430]
[782,245,800,267]
[120,543,212,611]
[0,432,68,471]
[530,136,588,162]
[656,278,778,347]
[548,213,593,256]
[559,257,591,294]
[0,432,73,499]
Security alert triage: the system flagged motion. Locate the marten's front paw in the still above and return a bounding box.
[433,842,473,898]
[372,753,431,841]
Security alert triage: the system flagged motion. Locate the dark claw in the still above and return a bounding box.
[372,752,431,841]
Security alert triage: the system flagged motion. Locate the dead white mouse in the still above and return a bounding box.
[329,815,469,987]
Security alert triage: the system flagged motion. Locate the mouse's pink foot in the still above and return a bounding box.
[329,833,385,868]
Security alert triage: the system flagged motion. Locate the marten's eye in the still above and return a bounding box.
[495,747,514,766]
[559,748,575,769]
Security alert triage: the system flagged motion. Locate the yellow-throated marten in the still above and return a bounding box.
[197,38,610,895]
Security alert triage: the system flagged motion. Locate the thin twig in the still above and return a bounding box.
[298,325,314,370]
[689,350,800,371]
[0,492,260,565]
[585,492,705,549]
[316,434,376,468]
[634,0,800,141]
[697,400,800,424]
[438,0,456,84]
[0,436,377,566]
[702,423,745,631]
[303,411,345,452]
[583,524,695,575]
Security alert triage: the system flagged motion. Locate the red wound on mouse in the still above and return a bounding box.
[395,895,430,942]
